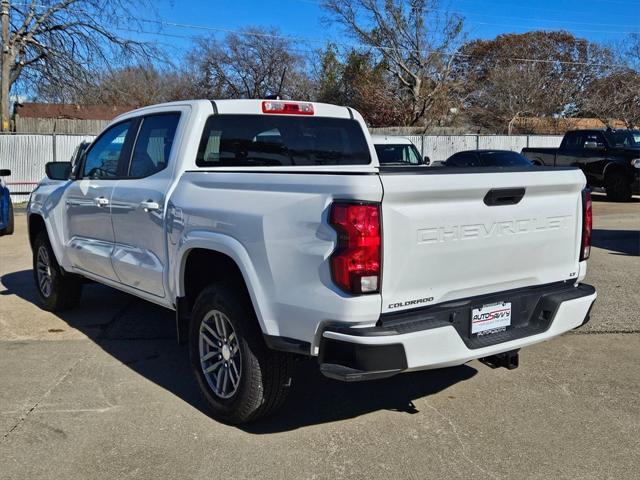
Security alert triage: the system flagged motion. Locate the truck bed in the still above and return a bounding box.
[521,147,558,165]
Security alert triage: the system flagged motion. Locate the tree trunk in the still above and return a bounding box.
[0,0,10,132]
[507,113,519,136]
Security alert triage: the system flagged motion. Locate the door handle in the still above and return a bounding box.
[140,200,161,212]
[94,197,109,207]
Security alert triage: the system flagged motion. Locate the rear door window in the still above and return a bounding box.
[197,115,370,167]
[128,113,180,178]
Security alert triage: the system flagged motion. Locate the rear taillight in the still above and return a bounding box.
[580,189,592,261]
[262,100,314,115]
[329,202,381,294]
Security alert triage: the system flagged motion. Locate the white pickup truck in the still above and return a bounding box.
[28,99,596,423]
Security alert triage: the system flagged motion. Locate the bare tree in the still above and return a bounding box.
[186,27,312,100]
[583,70,640,128]
[455,31,614,133]
[323,0,464,127]
[623,33,640,70]
[68,65,193,107]
[0,0,157,131]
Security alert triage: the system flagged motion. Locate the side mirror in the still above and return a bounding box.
[423,156,431,166]
[0,169,10,177]
[45,162,72,180]
[584,141,603,150]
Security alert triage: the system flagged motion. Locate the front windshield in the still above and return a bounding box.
[606,131,640,147]
[374,144,422,165]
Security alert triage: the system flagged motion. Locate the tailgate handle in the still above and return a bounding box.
[484,188,526,206]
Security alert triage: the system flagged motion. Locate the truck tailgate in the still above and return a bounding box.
[379,168,585,314]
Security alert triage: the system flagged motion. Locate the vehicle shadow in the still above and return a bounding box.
[0,269,477,433]
[591,229,640,256]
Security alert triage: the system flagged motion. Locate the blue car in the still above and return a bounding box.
[0,169,14,236]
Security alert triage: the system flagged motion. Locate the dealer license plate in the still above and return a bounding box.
[471,302,512,336]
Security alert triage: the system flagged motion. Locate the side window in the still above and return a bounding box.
[563,133,582,149]
[128,113,180,178]
[403,145,421,164]
[82,121,132,179]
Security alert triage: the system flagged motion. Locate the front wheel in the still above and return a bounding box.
[605,171,632,202]
[32,232,82,311]
[189,283,293,424]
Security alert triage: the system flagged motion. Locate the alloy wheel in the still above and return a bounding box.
[36,246,53,298]
[198,309,242,399]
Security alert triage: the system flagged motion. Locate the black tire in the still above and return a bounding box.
[32,231,82,311]
[189,283,293,424]
[605,170,632,202]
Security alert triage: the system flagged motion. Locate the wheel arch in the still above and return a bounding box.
[603,161,631,178]
[28,212,47,248]
[175,234,276,337]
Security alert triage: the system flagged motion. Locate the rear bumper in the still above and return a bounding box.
[319,283,596,381]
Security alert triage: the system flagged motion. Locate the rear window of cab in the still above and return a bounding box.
[196,115,371,167]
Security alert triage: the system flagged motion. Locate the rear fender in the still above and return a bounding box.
[173,231,276,336]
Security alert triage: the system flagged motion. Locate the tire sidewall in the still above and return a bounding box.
[606,171,632,202]
[32,231,79,311]
[189,285,264,422]
[33,233,58,307]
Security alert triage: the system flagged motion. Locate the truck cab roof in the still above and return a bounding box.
[113,99,356,123]
[370,135,414,145]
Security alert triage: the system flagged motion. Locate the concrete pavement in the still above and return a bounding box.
[1,195,639,479]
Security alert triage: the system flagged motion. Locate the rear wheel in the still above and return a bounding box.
[189,283,293,424]
[605,170,632,202]
[32,231,82,311]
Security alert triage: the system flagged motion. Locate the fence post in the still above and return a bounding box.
[526,135,530,148]
[52,132,57,163]
[475,134,480,150]
[421,135,425,156]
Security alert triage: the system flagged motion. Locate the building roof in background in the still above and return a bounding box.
[14,103,134,121]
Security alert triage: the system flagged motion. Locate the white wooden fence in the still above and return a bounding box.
[1,133,563,202]
[402,134,563,161]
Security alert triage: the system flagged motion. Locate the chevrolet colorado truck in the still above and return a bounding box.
[522,129,640,201]
[28,99,597,423]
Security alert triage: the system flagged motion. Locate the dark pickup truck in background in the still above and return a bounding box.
[522,129,640,201]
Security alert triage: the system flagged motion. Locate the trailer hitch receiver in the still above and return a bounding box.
[480,349,520,370]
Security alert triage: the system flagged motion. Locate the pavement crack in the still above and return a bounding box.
[425,402,501,480]
[2,355,86,442]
